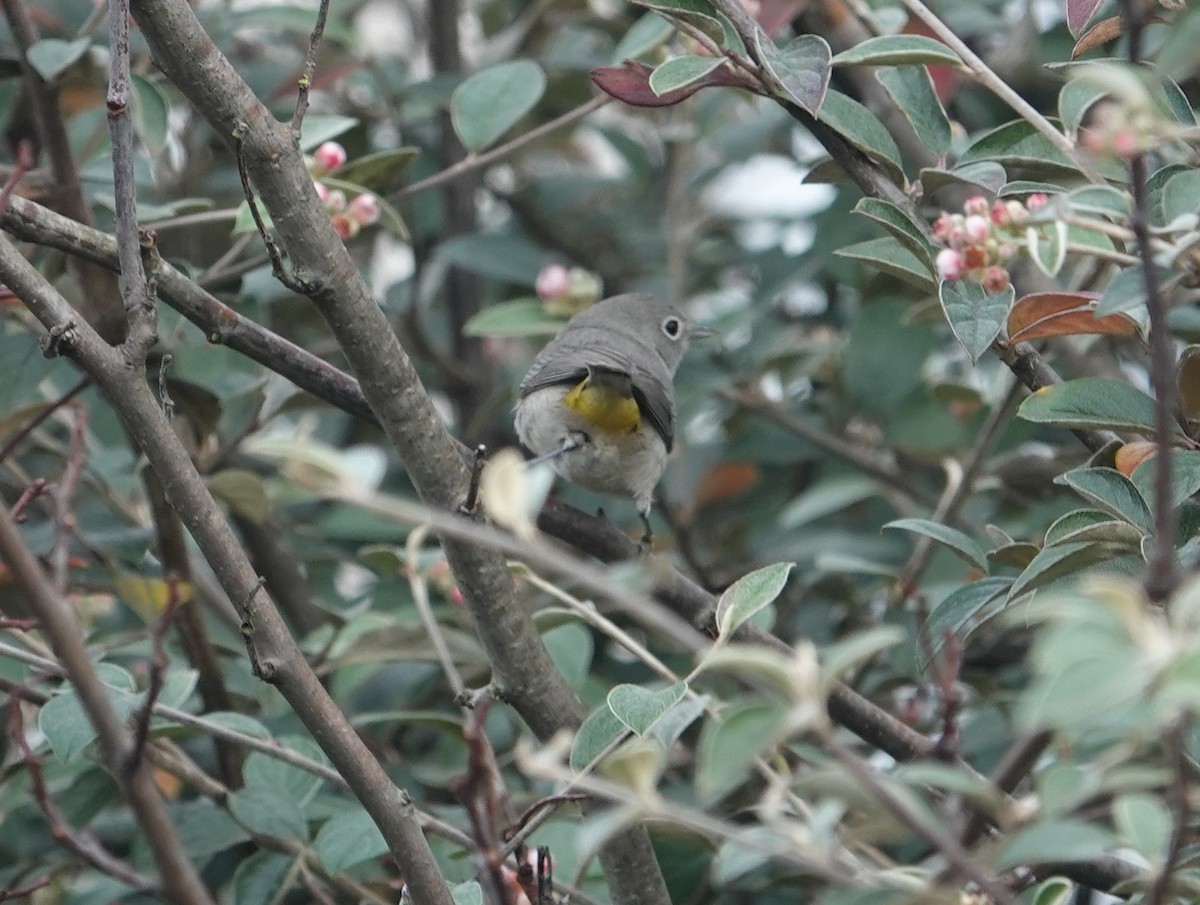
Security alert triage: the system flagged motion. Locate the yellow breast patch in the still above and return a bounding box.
[562,376,642,435]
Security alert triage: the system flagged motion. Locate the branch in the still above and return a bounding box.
[0,505,212,905]
[125,0,672,899]
[1121,0,1180,603]
[0,234,455,905]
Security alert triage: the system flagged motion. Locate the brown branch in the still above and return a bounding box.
[0,505,212,904]
[124,0,672,899]
[0,234,454,905]
[1144,719,1189,905]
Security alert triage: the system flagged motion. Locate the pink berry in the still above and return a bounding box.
[982,266,1010,293]
[331,213,359,239]
[933,212,956,241]
[1113,131,1139,159]
[313,141,347,174]
[936,248,965,281]
[989,201,1010,226]
[324,189,347,213]
[964,196,989,216]
[348,192,381,226]
[535,264,571,300]
[1027,193,1048,210]
[964,215,989,243]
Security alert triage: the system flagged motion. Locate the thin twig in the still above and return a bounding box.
[1144,719,1189,905]
[1121,0,1180,602]
[897,0,1104,184]
[822,733,1018,905]
[0,376,91,466]
[290,0,331,138]
[390,96,610,203]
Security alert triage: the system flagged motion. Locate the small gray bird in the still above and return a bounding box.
[514,292,713,544]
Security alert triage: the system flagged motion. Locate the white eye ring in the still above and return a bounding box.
[662,316,682,339]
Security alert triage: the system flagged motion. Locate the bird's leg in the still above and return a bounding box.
[524,431,588,468]
[638,509,654,552]
[459,444,488,515]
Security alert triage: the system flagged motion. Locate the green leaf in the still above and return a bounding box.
[875,66,951,156]
[26,38,90,81]
[1162,169,1200,228]
[1054,467,1152,532]
[1147,164,1191,227]
[608,682,687,735]
[40,686,139,762]
[542,623,594,689]
[1008,541,1126,599]
[696,701,788,802]
[883,518,987,571]
[851,198,934,266]
[715,562,795,638]
[959,119,1084,177]
[821,626,906,681]
[1112,792,1171,862]
[922,578,1011,670]
[649,56,724,96]
[1068,185,1130,218]
[612,12,675,63]
[462,298,564,338]
[332,148,420,192]
[1131,450,1200,508]
[451,60,547,152]
[835,237,935,291]
[228,786,309,840]
[756,33,832,116]
[1019,377,1183,438]
[232,852,297,905]
[831,34,961,67]
[817,90,904,181]
[939,280,1013,363]
[437,233,551,285]
[630,0,726,43]
[242,736,328,804]
[778,474,879,529]
[1027,220,1069,277]
[921,161,1007,195]
[452,882,485,905]
[232,199,274,236]
[570,705,627,771]
[314,809,388,872]
[1032,878,1074,905]
[131,74,170,156]
[1058,78,1108,138]
[299,114,358,151]
[996,820,1114,870]
[171,799,251,860]
[1095,265,1167,317]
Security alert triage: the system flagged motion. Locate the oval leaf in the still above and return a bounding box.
[939,280,1013,363]
[716,562,795,638]
[756,32,832,115]
[883,518,987,571]
[649,55,724,96]
[831,34,961,67]
[608,682,687,736]
[1019,377,1184,439]
[451,60,546,152]
[1008,291,1139,344]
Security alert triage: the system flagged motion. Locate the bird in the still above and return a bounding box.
[514,292,714,545]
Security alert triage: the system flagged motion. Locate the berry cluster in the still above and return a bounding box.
[1080,100,1160,159]
[307,141,381,239]
[933,193,1048,292]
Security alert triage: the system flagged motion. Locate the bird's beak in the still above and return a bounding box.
[689,324,719,340]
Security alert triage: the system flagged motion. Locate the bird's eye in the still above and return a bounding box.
[662,316,682,339]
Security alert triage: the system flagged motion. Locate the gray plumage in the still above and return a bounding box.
[517,293,694,451]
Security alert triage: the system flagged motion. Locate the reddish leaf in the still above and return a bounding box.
[1007,291,1139,344]
[756,0,808,38]
[694,461,760,508]
[1067,0,1103,36]
[1072,16,1123,57]
[590,60,752,107]
[901,18,961,103]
